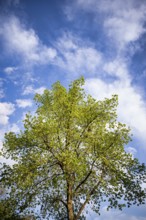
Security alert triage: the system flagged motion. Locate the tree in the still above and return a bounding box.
[0,77,145,220]
[0,185,36,219]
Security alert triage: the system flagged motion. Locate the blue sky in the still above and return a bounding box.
[0,0,146,219]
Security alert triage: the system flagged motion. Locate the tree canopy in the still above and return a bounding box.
[0,77,146,220]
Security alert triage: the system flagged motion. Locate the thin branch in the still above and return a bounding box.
[75,170,92,193]
[60,199,68,210]
[75,160,96,193]
[52,197,67,210]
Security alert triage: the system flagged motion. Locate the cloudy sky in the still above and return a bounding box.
[0,0,146,219]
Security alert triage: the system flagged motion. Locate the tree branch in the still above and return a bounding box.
[75,170,92,193]
[52,197,67,210]
[74,180,101,220]
[75,160,96,193]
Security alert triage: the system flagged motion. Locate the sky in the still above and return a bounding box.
[0,0,146,219]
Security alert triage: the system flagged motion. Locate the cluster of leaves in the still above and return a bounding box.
[0,77,146,220]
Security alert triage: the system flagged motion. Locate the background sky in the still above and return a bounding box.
[0,0,146,219]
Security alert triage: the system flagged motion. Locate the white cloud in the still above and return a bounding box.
[69,0,146,49]
[23,85,46,95]
[55,33,102,75]
[0,16,57,65]
[103,58,130,81]
[34,87,46,94]
[16,99,33,108]
[103,6,146,48]
[22,85,35,95]
[0,102,15,125]
[4,66,18,74]
[84,78,146,146]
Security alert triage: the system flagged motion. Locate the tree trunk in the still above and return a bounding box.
[67,182,74,220]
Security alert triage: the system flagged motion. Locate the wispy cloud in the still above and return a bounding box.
[65,0,146,50]
[16,99,33,108]
[103,58,130,81]
[54,34,131,82]
[23,85,46,95]
[0,16,57,65]
[55,33,102,75]
[0,102,15,125]
[102,1,146,49]
[4,66,18,74]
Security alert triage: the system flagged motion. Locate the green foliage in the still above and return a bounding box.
[0,77,146,220]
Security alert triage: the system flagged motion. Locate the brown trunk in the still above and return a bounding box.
[67,182,74,220]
